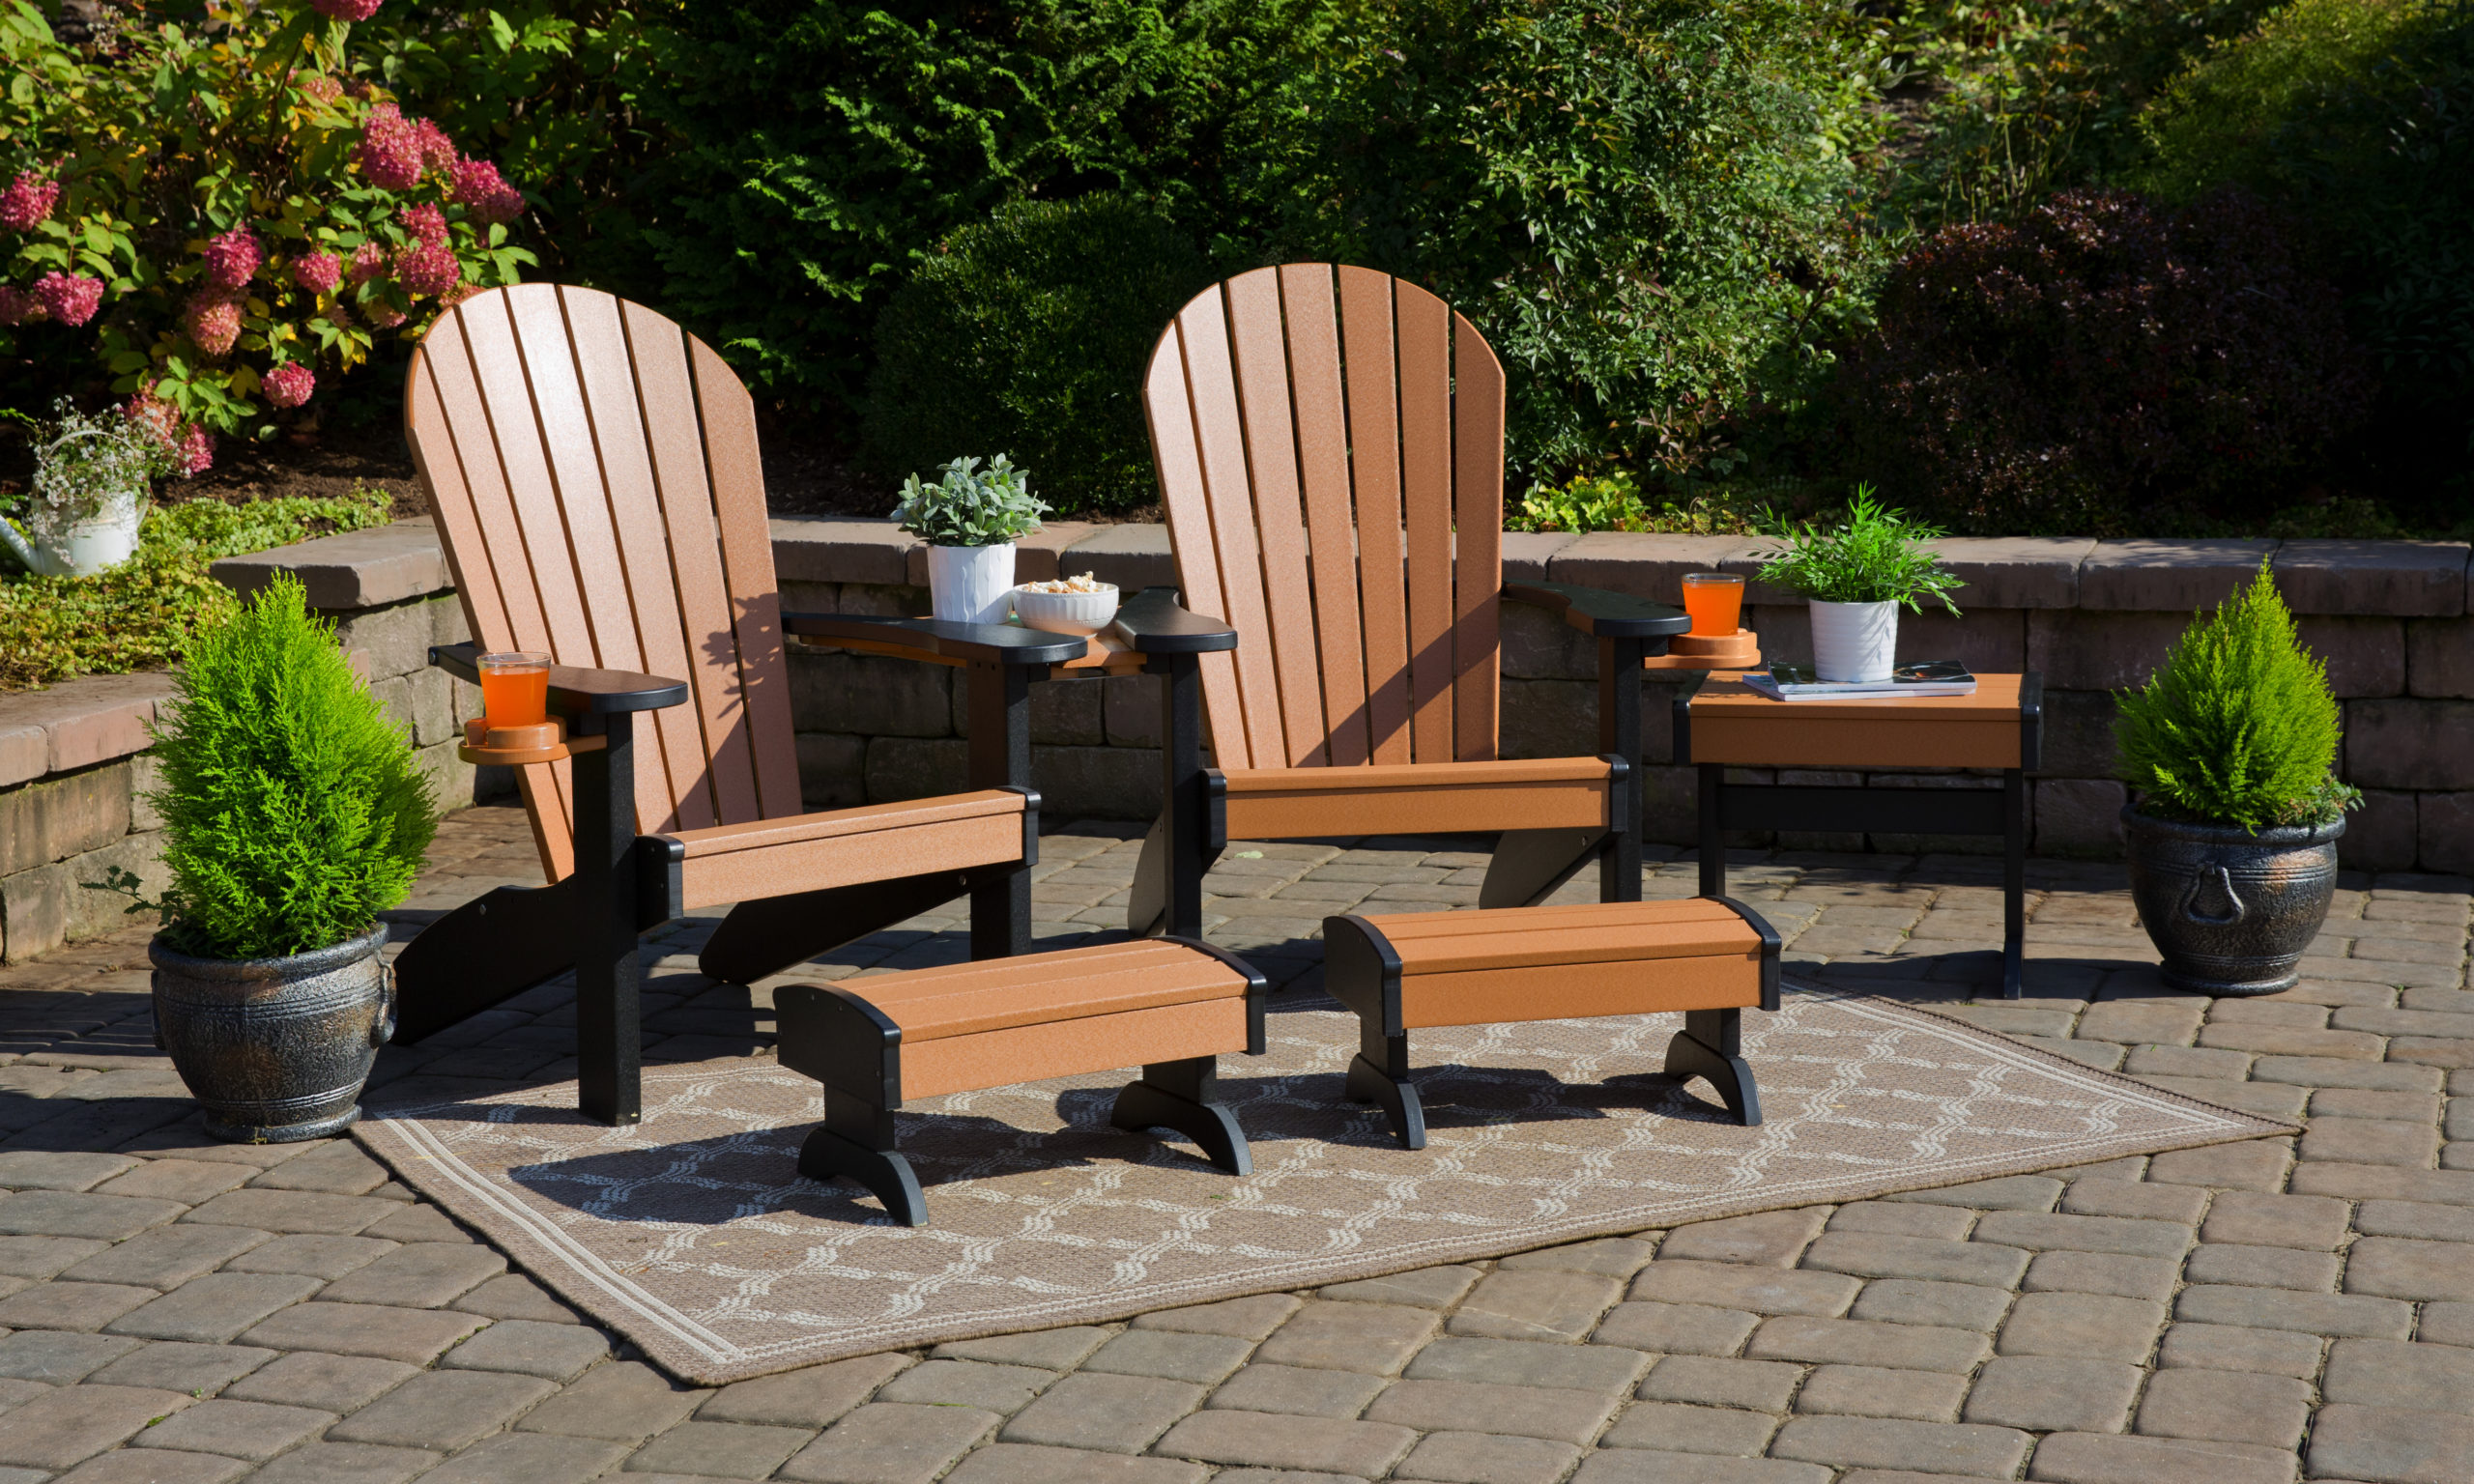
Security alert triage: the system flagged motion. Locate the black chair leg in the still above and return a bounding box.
[1110,1057,1251,1176]
[798,1089,927,1227]
[1341,1024,1425,1151]
[1666,1007,1762,1126]
[389,875,580,1043]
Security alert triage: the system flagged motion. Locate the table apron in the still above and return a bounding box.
[1716,783,2010,837]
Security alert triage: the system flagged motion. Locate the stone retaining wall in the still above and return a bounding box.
[4,515,2463,960]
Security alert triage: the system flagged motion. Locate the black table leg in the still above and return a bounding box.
[2002,767,2026,999]
[1698,763,1725,899]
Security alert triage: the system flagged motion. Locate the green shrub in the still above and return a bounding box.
[1751,486,1964,611]
[865,196,1217,515]
[144,572,437,960]
[0,488,392,691]
[609,0,1326,410]
[1505,469,1770,535]
[2114,563,2351,830]
[2136,0,2474,502]
[1251,0,1890,486]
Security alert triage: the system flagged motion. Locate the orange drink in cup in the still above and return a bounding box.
[1681,572,1744,638]
[477,652,551,728]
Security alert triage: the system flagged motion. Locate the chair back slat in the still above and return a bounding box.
[1223,269,1329,767]
[406,303,579,880]
[1336,267,1415,764]
[620,300,764,827]
[1395,279,1456,762]
[1142,265,1510,775]
[1173,286,1286,771]
[1453,313,1507,762]
[406,285,807,881]
[692,335,805,821]
[1280,265,1371,767]
[1142,317,1251,767]
[560,292,716,833]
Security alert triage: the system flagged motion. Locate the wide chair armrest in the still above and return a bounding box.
[429,642,688,716]
[1113,586,1237,654]
[784,613,1087,667]
[1504,581,1691,640]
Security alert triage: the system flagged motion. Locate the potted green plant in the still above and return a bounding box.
[893,453,1049,623]
[96,573,439,1141]
[1754,487,1964,680]
[0,400,177,577]
[2114,563,2356,996]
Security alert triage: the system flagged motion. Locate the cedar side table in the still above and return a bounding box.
[1673,671,2045,999]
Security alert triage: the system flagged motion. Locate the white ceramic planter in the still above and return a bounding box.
[0,496,145,578]
[1809,598,1899,682]
[926,543,1016,625]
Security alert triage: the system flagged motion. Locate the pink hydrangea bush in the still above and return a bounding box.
[0,0,534,468]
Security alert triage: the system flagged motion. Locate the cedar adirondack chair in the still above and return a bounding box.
[1132,265,1692,939]
[393,283,1234,1126]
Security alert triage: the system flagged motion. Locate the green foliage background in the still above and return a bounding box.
[148,572,437,960]
[2114,565,2349,830]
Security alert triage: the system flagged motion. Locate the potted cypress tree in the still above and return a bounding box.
[1753,487,1964,680]
[2114,564,2357,995]
[893,453,1050,623]
[97,573,438,1140]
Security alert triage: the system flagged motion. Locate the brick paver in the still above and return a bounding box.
[0,802,2464,1481]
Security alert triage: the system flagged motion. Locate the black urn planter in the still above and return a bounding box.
[2122,806,2344,997]
[151,923,395,1142]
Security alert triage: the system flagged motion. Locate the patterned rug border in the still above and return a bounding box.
[357,987,2293,1384]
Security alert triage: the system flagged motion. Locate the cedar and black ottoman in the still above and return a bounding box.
[775,937,1266,1226]
[1323,898,1781,1149]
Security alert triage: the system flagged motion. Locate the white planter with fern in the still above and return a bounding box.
[894,453,1049,626]
[1754,486,1964,679]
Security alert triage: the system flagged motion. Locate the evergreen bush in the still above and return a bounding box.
[2114,562,2352,831]
[144,572,437,960]
[865,195,1217,515]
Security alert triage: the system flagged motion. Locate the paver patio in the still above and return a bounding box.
[0,800,2467,1484]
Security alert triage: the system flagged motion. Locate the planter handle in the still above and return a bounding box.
[372,960,397,1048]
[2179,865,2246,927]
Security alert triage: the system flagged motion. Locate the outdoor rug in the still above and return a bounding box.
[357,985,2288,1384]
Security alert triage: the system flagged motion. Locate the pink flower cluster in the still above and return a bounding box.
[357,108,424,190]
[33,271,101,327]
[126,391,216,475]
[449,158,525,225]
[263,362,316,410]
[416,120,458,173]
[401,203,446,244]
[312,0,385,19]
[292,249,342,296]
[297,73,345,104]
[185,296,243,357]
[393,238,461,298]
[348,243,388,284]
[0,171,60,233]
[202,227,262,290]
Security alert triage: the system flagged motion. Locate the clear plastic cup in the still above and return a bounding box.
[1681,572,1745,638]
[476,651,550,728]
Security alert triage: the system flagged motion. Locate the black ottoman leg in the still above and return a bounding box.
[798,1088,929,1226]
[1342,1023,1426,1152]
[1666,1008,1762,1127]
[1112,1057,1252,1177]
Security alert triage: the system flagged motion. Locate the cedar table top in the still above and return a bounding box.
[1686,671,2028,722]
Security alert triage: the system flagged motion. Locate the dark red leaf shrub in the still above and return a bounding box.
[1835,187,2373,534]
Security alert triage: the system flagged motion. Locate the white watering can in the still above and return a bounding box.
[1,423,147,578]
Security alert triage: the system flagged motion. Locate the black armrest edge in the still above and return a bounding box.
[1113,586,1238,654]
[1503,581,1691,639]
[428,642,689,716]
[783,612,1087,666]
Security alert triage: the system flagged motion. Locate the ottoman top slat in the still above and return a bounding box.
[1354,899,1761,973]
[844,940,1250,1042]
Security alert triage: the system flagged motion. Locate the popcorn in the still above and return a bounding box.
[1019,572,1112,594]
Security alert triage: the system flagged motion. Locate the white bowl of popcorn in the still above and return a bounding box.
[1010,573,1119,635]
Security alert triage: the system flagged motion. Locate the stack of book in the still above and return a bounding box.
[1742,661,1977,700]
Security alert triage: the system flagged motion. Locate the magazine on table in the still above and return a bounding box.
[1742,660,1977,700]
